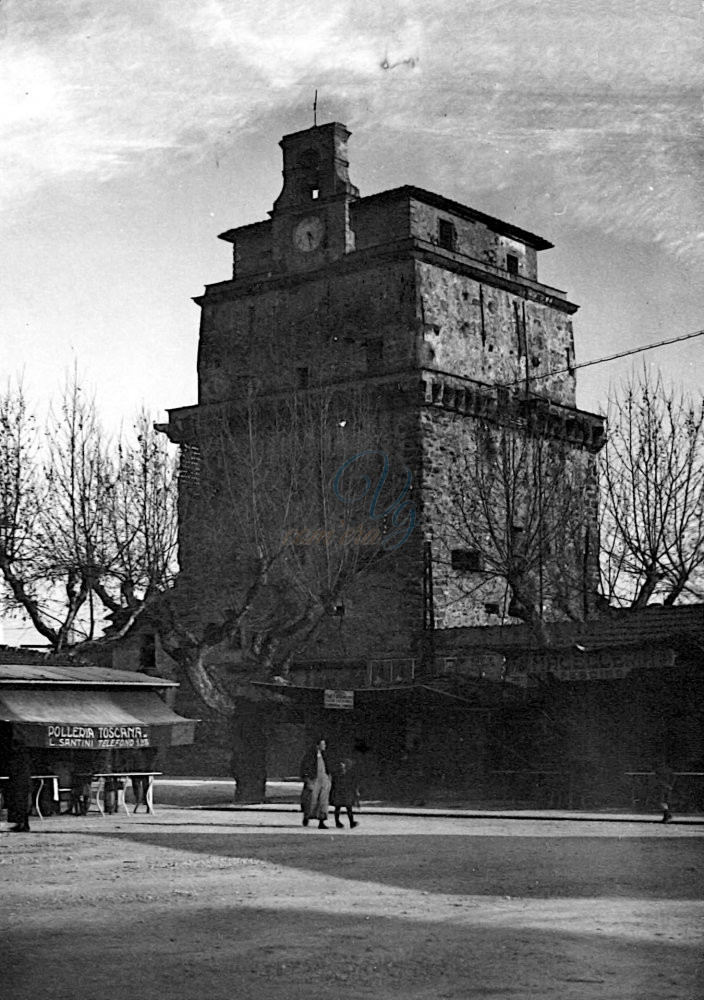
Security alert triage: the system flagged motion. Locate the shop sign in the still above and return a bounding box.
[44,725,152,749]
[550,665,633,682]
[511,646,674,683]
[324,689,354,710]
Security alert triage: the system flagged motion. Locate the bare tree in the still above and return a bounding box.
[0,381,51,642]
[437,417,597,644]
[157,381,397,799]
[95,410,178,626]
[1,372,394,799]
[600,369,704,608]
[0,376,178,648]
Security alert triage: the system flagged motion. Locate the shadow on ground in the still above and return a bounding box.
[3,897,699,1000]
[60,826,704,901]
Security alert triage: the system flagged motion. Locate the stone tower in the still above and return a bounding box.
[164,122,604,678]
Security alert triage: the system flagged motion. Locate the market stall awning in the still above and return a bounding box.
[0,688,196,749]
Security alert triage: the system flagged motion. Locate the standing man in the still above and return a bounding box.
[7,742,32,833]
[300,737,331,830]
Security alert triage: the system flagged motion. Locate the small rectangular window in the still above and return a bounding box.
[506,254,519,275]
[438,218,456,251]
[311,188,320,200]
[297,366,309,389]
[484,602,500,616]
[451,549,482,573]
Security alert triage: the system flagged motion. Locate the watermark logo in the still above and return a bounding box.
[333,450,416,550]
[281,451,417,552]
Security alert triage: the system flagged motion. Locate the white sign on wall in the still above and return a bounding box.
[324,689,354,710]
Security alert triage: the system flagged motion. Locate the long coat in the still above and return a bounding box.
[299,746,331,820]
[299,747,329,783]
[330,764,359,808]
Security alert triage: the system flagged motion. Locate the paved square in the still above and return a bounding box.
[2,808,703,999]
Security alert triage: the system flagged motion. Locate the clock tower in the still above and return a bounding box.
[162,120,609,796]
[174,118,604,641]
[269,122,360,271]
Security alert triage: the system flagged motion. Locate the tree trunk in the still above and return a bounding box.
[632,568,663,609]
[231,698,267,803]
[508,582,552,646]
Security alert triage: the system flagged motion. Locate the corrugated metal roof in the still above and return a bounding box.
[0,688,189,725]
[0,663,178,687]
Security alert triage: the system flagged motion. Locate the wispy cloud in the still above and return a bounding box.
[1,0,701,257]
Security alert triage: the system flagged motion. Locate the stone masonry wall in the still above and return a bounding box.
[420,400,601,630]
[177,381,427,667]
[408,197,539,280]
[350,197,411,250]
[416,260,577,406]
[198,258,417,403]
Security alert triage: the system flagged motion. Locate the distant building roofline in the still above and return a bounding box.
[0,662,179,688]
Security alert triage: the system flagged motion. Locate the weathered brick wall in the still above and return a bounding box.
[197,258,418,403]
[350,197,410,249]
[408,198,539,279]
[233,221,272,279]
[165,130,610,776]
[185,235,601,670]
[420,400,601,630]
[416,260,576,406]
[177,386,427,667]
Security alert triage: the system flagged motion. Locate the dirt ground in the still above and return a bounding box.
[2,803,703,1000]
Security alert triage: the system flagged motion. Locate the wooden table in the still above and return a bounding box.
[2,772,162,818]
[91,773,162,815]
[0,774,60,820]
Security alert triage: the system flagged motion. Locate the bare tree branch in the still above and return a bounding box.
[435,413,597,644]
[0,374,179,648]
[600,368,704,607]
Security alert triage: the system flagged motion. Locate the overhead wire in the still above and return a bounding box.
[500,327,704,387]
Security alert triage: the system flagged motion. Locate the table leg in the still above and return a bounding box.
[34,778,45,820]
[133,777,155,814]
[116,780,130,816]
[91,778,104,816]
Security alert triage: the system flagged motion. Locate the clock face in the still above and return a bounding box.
[293,216,324,253]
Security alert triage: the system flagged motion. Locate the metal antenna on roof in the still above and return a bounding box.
[313,90,318,127]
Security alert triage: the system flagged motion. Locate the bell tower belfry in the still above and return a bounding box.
[270,122,359,270]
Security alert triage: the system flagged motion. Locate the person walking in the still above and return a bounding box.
[330,758,359,829]
[300,737,331,829]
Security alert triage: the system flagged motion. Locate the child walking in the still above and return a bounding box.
[330,758,359,829]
